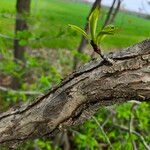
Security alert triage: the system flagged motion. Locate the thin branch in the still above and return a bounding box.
[0,86,42,96]
[129,104,137,150]
[114,124,150,150]
[0,39,149,148]
[0,33,16,40]
[129,100,141,105]
[101,112,113,128]
[92,116,114,150]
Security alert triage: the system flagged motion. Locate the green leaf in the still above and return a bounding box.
[101,25,117,34]
[68,24,89,40]
[89,7,100,42]
[19,39,28,46]
[39,76,50,87]
[96,25,117,44]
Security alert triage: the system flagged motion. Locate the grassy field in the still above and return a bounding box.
[0,0,150,51]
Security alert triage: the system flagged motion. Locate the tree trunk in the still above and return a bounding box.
[102,0,117,28]
[73,0,102,69]
[12,0,31,89]
[14,0,31,62]
[109,0,122,24]
[0,39,150,148]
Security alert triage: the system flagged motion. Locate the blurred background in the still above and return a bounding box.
[0,0,150,149]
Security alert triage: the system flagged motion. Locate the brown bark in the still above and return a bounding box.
[73,0,102,69]
[0,39,150,148]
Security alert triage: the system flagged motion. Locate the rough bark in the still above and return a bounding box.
[73,0,102,69]
[0,39,150,148]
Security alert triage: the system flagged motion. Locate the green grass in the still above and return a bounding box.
[0,0,150,51]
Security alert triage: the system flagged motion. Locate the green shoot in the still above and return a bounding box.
[68,24,89,40]
[89,7,100,43]
[96,25,117,45]
[68,6,118,62]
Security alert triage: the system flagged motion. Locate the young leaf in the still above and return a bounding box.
[96,25,117,44]
[68,24,89,40]
[89,7,100,42]
[100,25,116,34]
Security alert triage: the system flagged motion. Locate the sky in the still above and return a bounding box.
[87,0,150,14]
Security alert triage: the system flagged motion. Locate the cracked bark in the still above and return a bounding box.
[0,39,150,148]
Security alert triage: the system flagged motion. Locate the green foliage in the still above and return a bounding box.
[89,7,100,42]
[0,0,150,149]
[74,132,99,150]
[0,0,150,49]
[17,30,32,46]
[72,103,150,150]
[96,25,117,45]
[68,24,89,40]
[36,140,52,150]
[69,7,117,48]
[71,49,90,63]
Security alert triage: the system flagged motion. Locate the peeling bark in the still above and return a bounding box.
[0,39,150,148]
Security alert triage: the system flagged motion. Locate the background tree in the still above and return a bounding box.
[14,0,31,62]
[109,0,122,24]
[102,0,117,28]
[12,0,31,89]
[103,0,122,28]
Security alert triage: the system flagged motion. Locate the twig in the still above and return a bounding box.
[101,112,113,128]
[129,100,141,105]
[114,124,150,150]
[129,103,137,150]
[92,116,114,150]
[0,33,16,40]
[0,86,42,96]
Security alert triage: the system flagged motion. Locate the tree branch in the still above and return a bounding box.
[0,86,42,96]
[113,124,150,150]
[0,39,150,148]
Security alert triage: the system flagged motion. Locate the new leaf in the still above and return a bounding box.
[96,25,117,45]
[68,24,89,40]
[89,7,100,43]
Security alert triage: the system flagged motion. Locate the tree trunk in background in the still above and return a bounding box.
[12,0,31,89]
[102,0,117,28]
[109,0,122,24]
[103,0,122,28]
[73,0,102,69]
[0,39,150,149]
[14,0,31,62]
